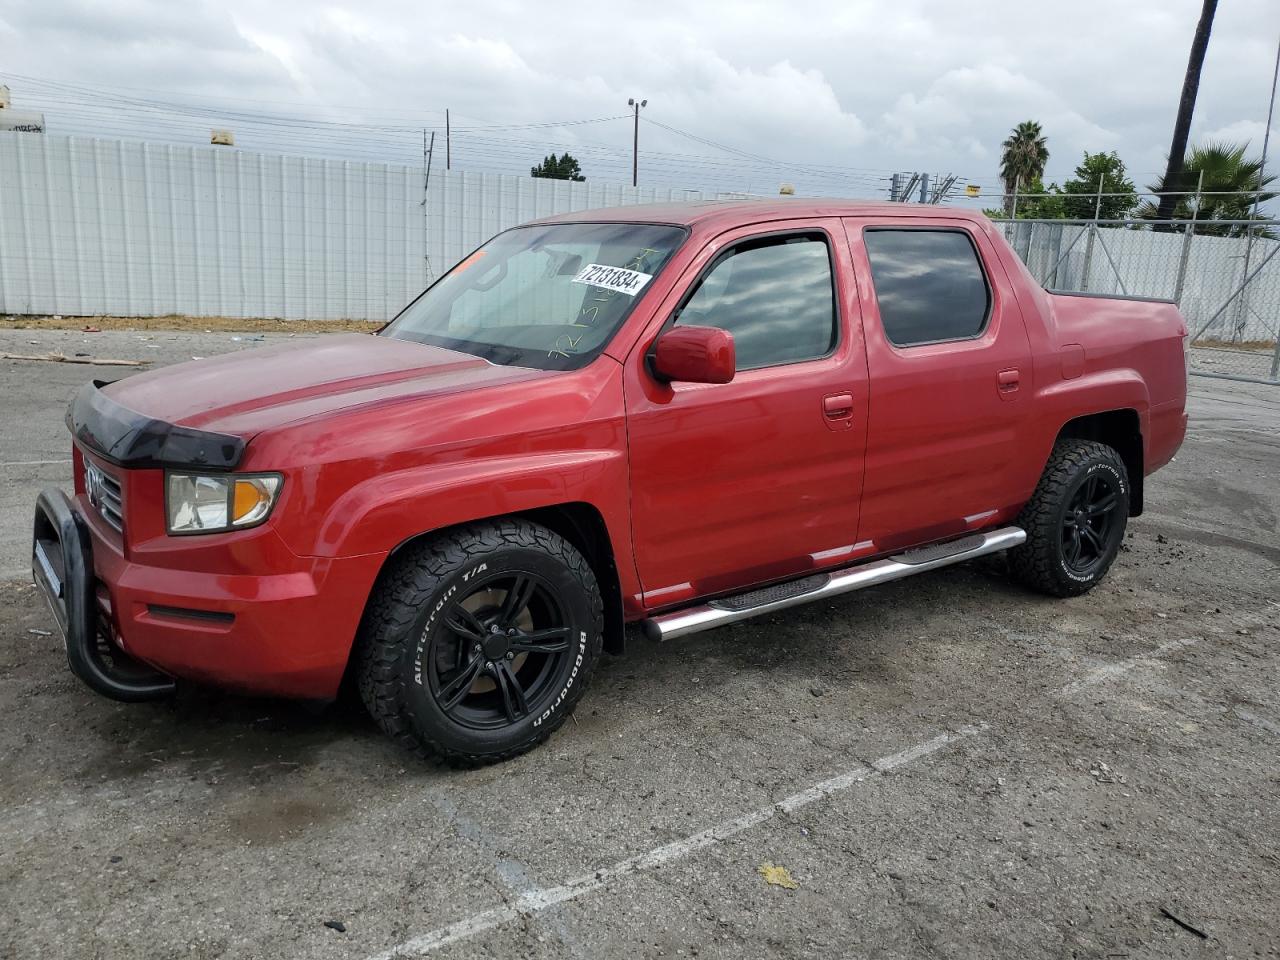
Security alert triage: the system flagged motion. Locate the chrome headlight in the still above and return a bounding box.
[166,472,282,534]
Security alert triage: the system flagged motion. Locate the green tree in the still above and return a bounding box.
[1138,141,1276,237]
[1019,178,1066,219]
[531,152,586,181]
[1061,151,1137,220]
[999,121,1049,216]
[1154,0,1218,225]
[983,177,1065,220]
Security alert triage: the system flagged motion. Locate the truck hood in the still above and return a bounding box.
[101,334,550,438]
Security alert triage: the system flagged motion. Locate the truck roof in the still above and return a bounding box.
[534,198,988,231]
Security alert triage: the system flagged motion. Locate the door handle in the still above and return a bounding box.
[823,393,854,419]
[997,368,1021,392]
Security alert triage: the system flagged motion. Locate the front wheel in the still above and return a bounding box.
[357,519,603,765]
[1009,439,1130,598]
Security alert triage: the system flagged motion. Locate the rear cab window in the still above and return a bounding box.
[862,229,991,347]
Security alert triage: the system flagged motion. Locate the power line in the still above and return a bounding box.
[7,73,914,180]
[2,74,919,197]
[21,104,899,190]
[0,72,636,133]
[641,116,926,178]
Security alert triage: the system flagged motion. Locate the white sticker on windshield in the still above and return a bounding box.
[571,263,654,297]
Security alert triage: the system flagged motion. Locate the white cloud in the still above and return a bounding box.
[1200,119,1277,152]
[1,0,1277,199]
[879,63,1117,186]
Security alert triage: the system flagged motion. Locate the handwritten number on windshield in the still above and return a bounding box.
[550,248,661,360]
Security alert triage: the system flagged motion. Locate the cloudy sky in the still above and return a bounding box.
[0,0,1277,203]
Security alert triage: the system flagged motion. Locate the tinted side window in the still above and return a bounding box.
[675,235,836,370]
[863,230,990,347]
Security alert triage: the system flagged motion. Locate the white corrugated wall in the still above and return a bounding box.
[0,133,711,321]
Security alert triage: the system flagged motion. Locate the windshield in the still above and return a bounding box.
[383,222,688,370]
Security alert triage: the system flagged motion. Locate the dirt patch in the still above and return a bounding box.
[1193,338,1276,352]
[1,314,383,334]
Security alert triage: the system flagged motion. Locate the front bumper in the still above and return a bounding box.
[33,485,386,701]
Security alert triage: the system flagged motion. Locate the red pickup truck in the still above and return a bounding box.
[33,200,1188,764]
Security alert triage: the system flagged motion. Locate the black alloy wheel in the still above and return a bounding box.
[1061,471,1123,576]
[427,572,574,729]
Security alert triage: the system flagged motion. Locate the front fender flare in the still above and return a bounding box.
[307,450,631,562]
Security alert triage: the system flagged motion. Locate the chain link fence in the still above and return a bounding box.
[993,214,1280,385]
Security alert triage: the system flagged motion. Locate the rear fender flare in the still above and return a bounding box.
[1035,369,1149,463]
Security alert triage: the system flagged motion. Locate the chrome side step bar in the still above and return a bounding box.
[641,526,1026,642]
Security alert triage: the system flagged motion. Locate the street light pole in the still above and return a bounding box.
[628,97,647,187]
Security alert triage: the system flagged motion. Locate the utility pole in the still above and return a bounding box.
[423,130,435,194]
[891,172,921,203]
[628,97,647,187]
[421,130,436,283]
[446,109,451,171]
[929,174,959,204]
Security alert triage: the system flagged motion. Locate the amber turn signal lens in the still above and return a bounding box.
[231,477,281,526]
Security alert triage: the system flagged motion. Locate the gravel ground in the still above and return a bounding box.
[0,314,381,333]
[1,329,1277,960]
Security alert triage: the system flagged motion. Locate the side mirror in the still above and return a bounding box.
[650,326,736,385]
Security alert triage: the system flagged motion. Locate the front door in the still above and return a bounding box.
[842,217,1034,551]
[625,221,869,607]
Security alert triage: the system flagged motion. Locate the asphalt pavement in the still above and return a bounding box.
[1,327,1277,960]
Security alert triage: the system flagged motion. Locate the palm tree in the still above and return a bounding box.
[999,121,1049,216]
[1138,141,1276,237]
[1154,0,1219,225]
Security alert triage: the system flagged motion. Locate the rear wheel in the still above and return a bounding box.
[357,519,603,765]
[1009,439,1130,597]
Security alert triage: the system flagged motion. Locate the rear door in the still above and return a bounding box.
[842,217,1034,551]
[624,220,869,607]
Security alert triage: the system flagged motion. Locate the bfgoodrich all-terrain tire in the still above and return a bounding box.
[356,519,603,766]
[1009,439,1131,598]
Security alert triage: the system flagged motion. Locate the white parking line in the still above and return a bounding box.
[365,725,983,960]
[1234,707,1280,737]
[367,634,1208,960]
[0,459,72,467]
[428,793,587,957]
[1056,636,1201,696]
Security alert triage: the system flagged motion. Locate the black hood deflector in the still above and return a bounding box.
[67,380,245,470]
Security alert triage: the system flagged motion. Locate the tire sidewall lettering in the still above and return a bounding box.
[413,562,487,686]
[533,630,588,728]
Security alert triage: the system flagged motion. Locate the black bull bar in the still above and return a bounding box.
[32,486,175,702]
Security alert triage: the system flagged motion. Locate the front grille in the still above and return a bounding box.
[85,460,124,533]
